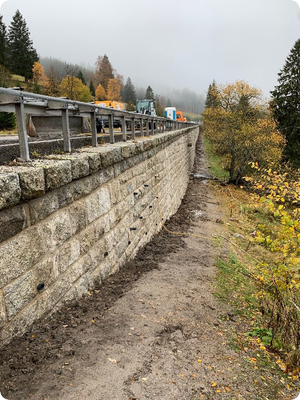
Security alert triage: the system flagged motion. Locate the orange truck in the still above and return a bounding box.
[176,110,187,122]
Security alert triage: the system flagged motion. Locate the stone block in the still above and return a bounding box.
[35,160,72,191]
[3,270,37,320]
[68,254,91,283]
[40,211,73,253]
[36,256,57,287]
[18,167,45,200]
[29,191,59,225]
[93,214,109,240]
[49,273,73,306]
[79,224,97,255]
[86,186,111,224]
[68,200,88,234]
[47,154,90,180]
[100,147,122,168]
[55,238,81,274]
[0,204,29,243]
[0,226,46,288]
[108,180,121,206]
[88,238,106,270]
[74,274,90,298]
[84,152,102,174]
[0,173,21,211]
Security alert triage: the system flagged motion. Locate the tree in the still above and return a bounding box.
[107,78,121,101]
[203,81,285,184]
[155,96,165,117]
[205,80,220,108]
[95,55,114,91]
[0,64,11,87]
[271,39,300,166]
[123,77,136,104]
[45,65,60,96]
[145,85,154,99]
[0,112,16,130]
[95,83,106,100]
[77,70,86,85]
[59,75,92,102]
[0,15,8,67]
[32,61,48,93]
[89,80,95,96]
[7,10,38,80]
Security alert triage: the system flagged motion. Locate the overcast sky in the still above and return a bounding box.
[1,0,300,98]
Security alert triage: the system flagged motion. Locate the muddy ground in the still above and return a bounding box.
[0,134,298,400]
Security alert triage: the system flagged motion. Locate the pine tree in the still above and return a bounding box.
[95,54,114,91]
[0,15,8,67]
[145,85,154,99]
[205,80,220,109]
[7,10,38,81]
[89,80,95,96]
[123,77,136,104]
[77,70,86,85]
[271,39,300,165]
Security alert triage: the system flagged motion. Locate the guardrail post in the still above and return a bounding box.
[91,111,98,147]
[121,116,126,141]
[62,108,71,152]
[15,99,30,161]
[131,117,135,140]
[140,118,144,137]
[151,119,154,135]
[109,114,114,144]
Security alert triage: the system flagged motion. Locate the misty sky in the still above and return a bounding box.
[1,0,300,98]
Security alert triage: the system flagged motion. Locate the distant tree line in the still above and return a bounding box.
[0,9,205,130]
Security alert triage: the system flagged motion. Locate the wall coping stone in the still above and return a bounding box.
[0,127,194,213]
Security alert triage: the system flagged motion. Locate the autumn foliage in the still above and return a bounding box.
[243,166,300,366]
[203,81,285,184]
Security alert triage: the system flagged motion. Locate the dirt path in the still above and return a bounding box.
[0,134,295,400]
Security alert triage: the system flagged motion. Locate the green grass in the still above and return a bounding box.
[204,136,229,181]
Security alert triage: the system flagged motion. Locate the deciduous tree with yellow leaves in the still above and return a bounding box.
[203,81,285,184]
[106,78,121,101]
[59,75,92,102]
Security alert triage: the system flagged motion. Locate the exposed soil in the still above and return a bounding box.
[0,133,298,400]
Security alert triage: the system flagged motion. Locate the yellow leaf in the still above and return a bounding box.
[211,381,217,387]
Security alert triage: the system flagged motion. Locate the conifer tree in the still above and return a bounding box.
[271,39,300,165]
[145,85,154,99]
[123,77,136,104]
[89,80,95,96]
[7,10,38,80]
[0,15,8,67]
[205,80,220,109]
[77,70,86,85]
[95,55,114,91]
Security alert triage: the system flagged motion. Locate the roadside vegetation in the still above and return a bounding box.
[204,133,300,397]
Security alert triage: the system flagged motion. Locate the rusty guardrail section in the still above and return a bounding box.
[0,88,192,161]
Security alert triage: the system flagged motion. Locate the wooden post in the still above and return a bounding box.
[15,100,30,161]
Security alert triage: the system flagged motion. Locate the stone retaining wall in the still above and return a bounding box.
[0,127,199,345]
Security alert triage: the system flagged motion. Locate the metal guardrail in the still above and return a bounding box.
[0,88,192,161]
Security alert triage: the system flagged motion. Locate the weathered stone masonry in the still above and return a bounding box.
[0,127,199,345]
